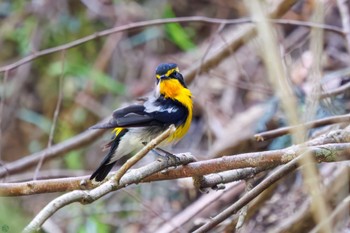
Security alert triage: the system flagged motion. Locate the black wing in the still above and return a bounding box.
[90,128,128,181]
[91,98,188,129]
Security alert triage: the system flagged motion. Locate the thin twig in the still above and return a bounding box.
[269,18,344,35]
[23,131,195,233]
[112,124,176,184]
[0,17,251,73]
[310,195,350,233]
[0,17,344,74]
[0,126,107,178]
[197,167,265,189]
[250,2,331,232]
[254,113,350,141]
[33,51,66,180]
[236,178,254,229]
[193,150,311,233]
[155,182,244,233]
[337,0,350,51]
[0,0,298,178]
[321,82,350,98]
[0,70,9,163]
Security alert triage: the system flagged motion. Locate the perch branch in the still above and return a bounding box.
[112,124,176,184]
[23,130,195,233]
[0,0,301,178]
[2,141,350,197]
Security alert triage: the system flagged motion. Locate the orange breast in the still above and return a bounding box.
[159,79,193,142]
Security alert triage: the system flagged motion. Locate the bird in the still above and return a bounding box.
[89,63,193,181]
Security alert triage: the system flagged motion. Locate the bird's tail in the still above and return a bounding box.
[90,128,129,181]
[90,160,117,182]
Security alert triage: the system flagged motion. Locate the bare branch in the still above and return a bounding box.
[255,113,350,141]
[0,16,343,77]
[0,0,301,178]
[23,149,195,232]
[113,124,176,184]
[0,17,251,73]
[2,139,350,197]
[311,195,350,233]
[337,0,350,50]
[33,51,66,180]
[0,70,9,162]
[0,127,106,179]
[321,82,350,98]
[193,149,314,233]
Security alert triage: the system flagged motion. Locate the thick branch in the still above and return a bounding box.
[23,136,195,233]
[0,0,340,180]
[144,143,350,181]
[1,141,350,197]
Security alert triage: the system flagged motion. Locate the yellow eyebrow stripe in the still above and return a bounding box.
[156,67,179,79]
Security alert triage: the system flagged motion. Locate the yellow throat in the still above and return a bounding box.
[159,79,193,141]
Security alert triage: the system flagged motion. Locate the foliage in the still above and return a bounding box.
[1,0,350,232]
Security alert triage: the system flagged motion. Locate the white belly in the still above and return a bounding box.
[109,127,165,162]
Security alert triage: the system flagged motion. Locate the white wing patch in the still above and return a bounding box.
[144,98,161,113]
[166,107,178,113]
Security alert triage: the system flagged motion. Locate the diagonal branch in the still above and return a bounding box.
[113,124,176,184]
[0,0,299,178]
[0,17,251,73]
[254,113,350,141]
[23,127,195,233]
[0,127,106,179]
[193,150,310,233]
[1,13,344,75]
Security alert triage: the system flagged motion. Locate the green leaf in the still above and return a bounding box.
[0,198,30,232]
[64,150,83,169]
[47,61,125,95]
[163,5,196,51]
[16,108,51,134]
[78,216,110,233]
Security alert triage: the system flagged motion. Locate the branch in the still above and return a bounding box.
[254,113,350,141]
[23,134,195,233]
[321,82,350,98]
[33,51,66,180]
[144,142,350,181]
[0,127,106,178]
[2,140,350,197]
[183,0,299,84]
[0,0,300,177]
[193,149,318,233]
[337,0,350,50]
[0,17,251,73]
[0,16,344,75]
[113,125,176,184]
[0,0,338,178]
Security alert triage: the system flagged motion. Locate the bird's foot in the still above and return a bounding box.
[152,147,181,167]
